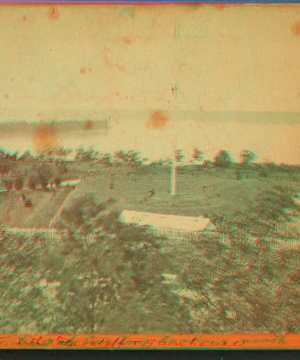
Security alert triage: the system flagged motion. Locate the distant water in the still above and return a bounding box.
[0,118,299,164]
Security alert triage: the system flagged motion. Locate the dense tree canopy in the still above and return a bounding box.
[213,150,233,168]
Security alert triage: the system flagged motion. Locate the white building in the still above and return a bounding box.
[119,210,217,240]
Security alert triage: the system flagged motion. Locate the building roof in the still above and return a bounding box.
[60,179,82,187]
[120,210,217,232]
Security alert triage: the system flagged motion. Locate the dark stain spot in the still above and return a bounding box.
[125,96,128,100]
[37,113,42,117]
[33,122,58,152]
[48,7,60,21]
[199,106,203,111]
[123,37,132,44]
[10,78,14,82]
[292,21,300,36]
[4,94,9,99]
[116,91,120,97]
[84,120,93,131]
[146,110,169,130]
[80,67,86,75]
[22,15,27,22]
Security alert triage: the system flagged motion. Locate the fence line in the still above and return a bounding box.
[4,226,300,251]
[4,227,67,240]
[217,233,300,251]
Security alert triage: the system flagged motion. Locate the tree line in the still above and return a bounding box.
[1,145,299,182]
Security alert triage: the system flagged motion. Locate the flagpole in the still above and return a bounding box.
[171,20,179,197]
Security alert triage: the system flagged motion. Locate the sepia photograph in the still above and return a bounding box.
[0,2,300,342]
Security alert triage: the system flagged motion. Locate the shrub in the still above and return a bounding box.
[15,177,24,191]
[40,174,50,190]
[57,161,67,173]
[25,198,33,207]
[38,163,54,189]
[28,176,39,190]
[3,179,13,191]
[54,177,62,187]
[259,169,269,180]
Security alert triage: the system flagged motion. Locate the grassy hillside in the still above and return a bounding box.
[0,187,73,228]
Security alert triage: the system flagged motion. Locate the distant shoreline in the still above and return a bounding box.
[0,119,111,134]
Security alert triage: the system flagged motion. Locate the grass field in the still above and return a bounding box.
[1,163,299,228]
[65,166,299,218]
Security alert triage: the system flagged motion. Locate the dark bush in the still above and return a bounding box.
[15,177,24,191]
[25,198,33,207]
[57,161,67,173]
[38,163,54,189]
[54,177,62,187]
[3,179,13,191]
[28,176,39,190]
[40,174,50,189]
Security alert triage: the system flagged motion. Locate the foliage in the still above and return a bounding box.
[213,149,233,168]
[252,186,300,230]
[0,227,52,333]
[75,147,99,162]
[192,148,204,163]
[54,177,62,187]
[98,153,113,167]
[38,147,72,163]
[113,149,146,169]
[258,168,269,180]
[240,149,257,166]
[25,198,33,207]
[38,163,54,190]
[56,161,68,174]
[28,176,39,190]
[191,148,204,170]
[175,149,185,163]
[235,169,243,180]
[182,233,300,334]
[14,177,24,191]
[0,149,17,178]
[48,194,192,334]
[202,160,213,170]
[3,179,13,191]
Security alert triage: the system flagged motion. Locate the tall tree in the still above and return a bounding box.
[191,148,204,170]
[240,149,257,166]
[213,150,233,168]
[113,149,128,166]
[175,149,185,164]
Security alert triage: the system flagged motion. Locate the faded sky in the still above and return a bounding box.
[0,4,300,163]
